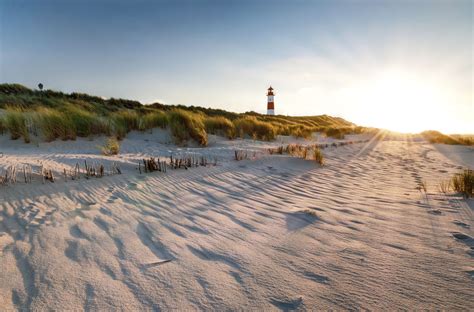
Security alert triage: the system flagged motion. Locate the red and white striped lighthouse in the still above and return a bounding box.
[267,86,275,115]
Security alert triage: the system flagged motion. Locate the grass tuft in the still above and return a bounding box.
[451,169,473,198]
[101,137,120,155]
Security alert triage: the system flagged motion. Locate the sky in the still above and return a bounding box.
[0,0,472,133]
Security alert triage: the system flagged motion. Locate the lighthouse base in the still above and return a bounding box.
[267,109,275,115]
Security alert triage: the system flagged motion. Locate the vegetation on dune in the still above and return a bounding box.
[422,130,474,146]
[204,116,235,139]
[234,116,276,141]
[168,109,208,146]
[451,169,473,198]
[139,111,168,131]
[437,169,473,198]
[35,107,76,141]
[0,83,370,146]
[4,108,30,142]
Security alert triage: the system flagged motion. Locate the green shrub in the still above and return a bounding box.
[451,169,473,198]
[204,116,235,139]
[139,111,168,131]
[233,116,276,141]
[168,109,208,146]
[4,109,30,142]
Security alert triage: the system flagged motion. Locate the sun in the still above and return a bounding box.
[350,69,453,133]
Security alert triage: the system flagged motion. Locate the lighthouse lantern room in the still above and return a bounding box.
[267,86,275,115]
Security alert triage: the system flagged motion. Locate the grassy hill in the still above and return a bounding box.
[0,83,365,146]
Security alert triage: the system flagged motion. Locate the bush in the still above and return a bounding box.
[139,111,168,131]
[168,109,208,146]
[101,137,120,155]
[451,169,473,198]
[4,109,30,142]
[233,116,276,141]
[204,116,235,139]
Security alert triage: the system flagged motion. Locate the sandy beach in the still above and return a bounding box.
[0,132,472,310]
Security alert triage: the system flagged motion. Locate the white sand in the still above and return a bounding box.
[0,132,473,310]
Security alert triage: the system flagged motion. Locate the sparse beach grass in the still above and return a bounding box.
[451,169,473,198]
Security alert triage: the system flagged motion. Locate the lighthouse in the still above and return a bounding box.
[267,86,275,115]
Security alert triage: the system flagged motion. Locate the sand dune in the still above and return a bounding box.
[0,133,473,310]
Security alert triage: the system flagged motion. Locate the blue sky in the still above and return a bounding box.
[1,0,472,133]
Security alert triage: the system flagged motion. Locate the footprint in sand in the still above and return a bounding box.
[451,232,472,241]
[453,220,470,229]
[270,297,304,310]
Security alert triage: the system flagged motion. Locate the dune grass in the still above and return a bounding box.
[139,111,168,131]
[422,130,474,146]
[204,116,235,139]
[35,108,77,141]
[168,109,208,146]
[234,116,276,141]
[4,109,30,142]
[451,169,473,198]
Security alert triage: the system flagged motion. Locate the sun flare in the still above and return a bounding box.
[349,70,456,133]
